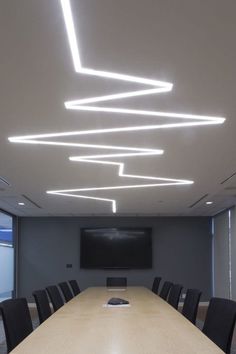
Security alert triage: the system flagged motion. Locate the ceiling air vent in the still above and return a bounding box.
[21,195,42,209]
[0,176,10,186]
[220,172,236,185]
[189,194,209,208]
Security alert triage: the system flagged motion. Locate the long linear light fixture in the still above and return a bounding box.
[47,159,194,213]
[8,0,225,213]
[60,0,224,127]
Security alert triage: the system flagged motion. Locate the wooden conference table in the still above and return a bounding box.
[11,287,223,354]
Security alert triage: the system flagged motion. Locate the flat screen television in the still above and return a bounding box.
[80,228,152,269]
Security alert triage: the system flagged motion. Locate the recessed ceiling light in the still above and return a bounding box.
[206,201,213,205]
[18,202,25,206]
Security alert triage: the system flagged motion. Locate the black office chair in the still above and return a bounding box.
[182,289,201,325]
[152,277,162,294]
[202,297,236,353]
[0,298,33,353]
[46,285,64,312]
[159,281,173,300]
[33,289,52,324]
[69,279,81,296]
[167,284,183,309]
[58,282,74,302]
[106,277,127,288]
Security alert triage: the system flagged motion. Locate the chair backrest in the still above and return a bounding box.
[152,277,162,294]
[202,297,236,353]
[106,277,127,288]
[58,282,74,302]
[159,281,173,300]
[182,289,201,324]
[0,298,33,352]
[167,284,183,309]
[69,280,81,296]
[46,285,64,312]
[33,289,52,324]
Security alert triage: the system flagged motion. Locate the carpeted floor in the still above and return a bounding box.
[0,306,236,353]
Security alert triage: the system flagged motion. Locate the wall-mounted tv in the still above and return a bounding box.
[80,228,152,269]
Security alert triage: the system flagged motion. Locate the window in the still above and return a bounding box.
[0,211,14,300]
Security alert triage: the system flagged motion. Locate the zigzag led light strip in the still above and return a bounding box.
[8,0,225,213]
[47,159,194,213]
[60,0,224,127]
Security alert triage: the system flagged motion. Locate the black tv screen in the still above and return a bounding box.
[80,228,152,269]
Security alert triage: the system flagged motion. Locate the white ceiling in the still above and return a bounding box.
[0,0,236,217]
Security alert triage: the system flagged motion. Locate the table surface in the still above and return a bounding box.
[11,287,223,354]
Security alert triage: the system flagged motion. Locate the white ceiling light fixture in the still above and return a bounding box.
[8,135,164,157]
[60,0,225,127]
[60,0,172,90]
[8,0,226,213]
[47,158,193,212]
[8,117,224,146]
[206,201,213,205]
[18,202,25,206]
[47,190,117,213]
[47,173,193,215]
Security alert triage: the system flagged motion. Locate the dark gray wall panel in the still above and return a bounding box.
[18,217,212,301]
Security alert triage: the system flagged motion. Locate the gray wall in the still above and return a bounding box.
[18,216,212,301]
